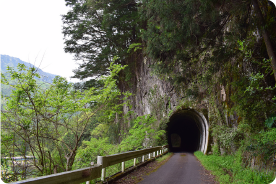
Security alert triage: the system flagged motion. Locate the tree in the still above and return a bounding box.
[140,0,276,82]
[1,62,129,181]
[62,0,142,88]
[252,0,276,80]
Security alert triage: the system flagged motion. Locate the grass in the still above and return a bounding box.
[156,152,173,163]
[194,151,275,184]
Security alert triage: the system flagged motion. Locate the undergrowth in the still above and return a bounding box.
[194,151,276,184]
[156,152,173,163]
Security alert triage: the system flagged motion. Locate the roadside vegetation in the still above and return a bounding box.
[1,63,164,182]
[195,145,275,184]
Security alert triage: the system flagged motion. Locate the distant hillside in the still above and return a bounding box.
[1,55,59,100]
[1,55,58,83]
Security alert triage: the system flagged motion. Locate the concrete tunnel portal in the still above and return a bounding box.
[166,109,209,154]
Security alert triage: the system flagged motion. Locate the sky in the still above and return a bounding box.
[0,0,80,82]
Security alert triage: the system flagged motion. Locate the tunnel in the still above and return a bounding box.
[166,109,209,154]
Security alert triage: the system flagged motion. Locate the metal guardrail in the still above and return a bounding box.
[10,145,169,184]
[97,145,168,182]
[10,165,102,184]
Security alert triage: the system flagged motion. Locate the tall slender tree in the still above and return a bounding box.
[252,0,276,80]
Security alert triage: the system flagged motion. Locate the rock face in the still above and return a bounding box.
[118,49,253,156]
[121,56,212,154]
[125,57,178,117]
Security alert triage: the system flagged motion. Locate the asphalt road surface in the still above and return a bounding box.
[139,152,215,184]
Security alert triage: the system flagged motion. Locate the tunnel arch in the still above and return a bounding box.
[166,109,209,154]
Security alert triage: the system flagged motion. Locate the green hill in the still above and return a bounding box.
[1,54,58,98]
[1,55,57,82]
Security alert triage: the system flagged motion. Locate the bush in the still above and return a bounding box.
[194,151,275,184]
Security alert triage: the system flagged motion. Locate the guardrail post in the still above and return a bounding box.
[134,158,137,166]
[153,151,155,158]
[142,155,145,162]
[86,181,90,184]
[97,156,105,182]
[101,168,106,182]
[122,161,125,172]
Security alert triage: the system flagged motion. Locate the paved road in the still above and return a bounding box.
[139,152,214,184]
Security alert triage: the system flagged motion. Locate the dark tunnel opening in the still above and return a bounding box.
[166,113,201,153]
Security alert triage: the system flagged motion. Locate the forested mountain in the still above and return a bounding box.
[1,55,57,83]
[1,55,58,97]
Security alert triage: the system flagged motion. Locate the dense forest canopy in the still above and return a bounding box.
[63,0,276,85]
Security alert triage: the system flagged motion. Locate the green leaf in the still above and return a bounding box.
[265,116,276,128]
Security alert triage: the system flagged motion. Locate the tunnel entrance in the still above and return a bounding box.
[166,109,209,154]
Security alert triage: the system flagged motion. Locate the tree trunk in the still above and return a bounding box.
[54,165,58,174]
[65,151,76,171]
[252,0,276,81]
